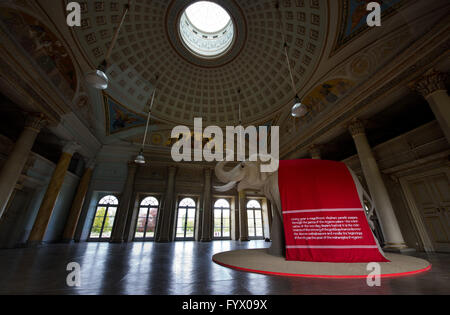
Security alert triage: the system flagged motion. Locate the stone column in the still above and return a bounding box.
[156,166,177,242]
[0,113,46,219]
[349,120,407,250]
[201,168,213,242]
[110,162,138,243]
[62,159,96,242]
[309,144,322,160]
[28,142,79,244]
[414,71,450,144]
[231,193,240,241]
[238,190,249,241]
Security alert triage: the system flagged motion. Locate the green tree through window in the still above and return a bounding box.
[89,195,118,240]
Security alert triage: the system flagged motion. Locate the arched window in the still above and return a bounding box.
[135,196,159,240]
[176,198,197,240]
[247,200,264,239]
[213,199,231,239]
[89,195,119,240]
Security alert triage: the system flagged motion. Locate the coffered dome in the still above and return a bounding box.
[71,0,328,128]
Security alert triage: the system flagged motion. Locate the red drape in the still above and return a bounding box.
[279,159,389,262]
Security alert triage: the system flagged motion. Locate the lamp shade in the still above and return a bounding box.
[134,150,146,164]
[291,96,307,118]
[85,69,109,90]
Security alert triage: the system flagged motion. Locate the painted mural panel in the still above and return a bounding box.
[103,94,147,135]
[333,0,409,54]
[0,8,77,100]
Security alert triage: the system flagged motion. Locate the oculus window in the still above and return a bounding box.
[179,1,235,58]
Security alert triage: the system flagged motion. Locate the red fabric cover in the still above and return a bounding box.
[278,159,389,263]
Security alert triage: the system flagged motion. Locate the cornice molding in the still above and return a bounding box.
[281,16,450,159]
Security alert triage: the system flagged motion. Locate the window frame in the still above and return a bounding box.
[175,197,198,241]
[213,198,232,240]
[134,196,160,242]
[88,195,119,242]
[246,199,264,240]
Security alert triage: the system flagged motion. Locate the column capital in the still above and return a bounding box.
[348,119,366,137]
[414,71,447,98]
[62,142,80,155]
[25,113,47,132]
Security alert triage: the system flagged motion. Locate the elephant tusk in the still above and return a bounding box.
[213,181,237,192]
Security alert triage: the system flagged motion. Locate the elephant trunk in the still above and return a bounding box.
[215,159,234,183]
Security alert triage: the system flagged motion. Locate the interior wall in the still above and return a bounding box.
[343,120,449,251]
[74,162,128,242]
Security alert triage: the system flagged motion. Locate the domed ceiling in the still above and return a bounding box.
[70,0,328,134]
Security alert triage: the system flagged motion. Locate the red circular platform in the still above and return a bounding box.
[213,249,431,279]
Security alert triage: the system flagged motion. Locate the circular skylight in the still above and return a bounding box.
[179,1,235,58]
[185,1,231,33]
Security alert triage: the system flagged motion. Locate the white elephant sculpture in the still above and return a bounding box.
[214,158,379,257]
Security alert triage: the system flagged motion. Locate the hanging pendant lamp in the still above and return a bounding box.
[86,1,132,90]
[135,86,157,165]
[276,2,308,118]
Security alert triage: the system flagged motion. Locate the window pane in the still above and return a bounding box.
[223,210,230,218]
[178,208,186,219]
[99,195,119,205]
[141,196,159,207]
[247,200,261,209]
[247,210,254,219]
[104,216,115,229]
[248,227,255,237]
[256,228,263,237]
[138,208,148,218]
[145,222,155,238]
[180,198,196,207]
[102,227,112,238]
[135,231,145,239]
[255,211,261,219]
[176,228,185,238]
[136,217,146,233]
[187,209,196,219]
[214,199,230,208]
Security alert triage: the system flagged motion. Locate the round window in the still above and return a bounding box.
[179,1,235,58]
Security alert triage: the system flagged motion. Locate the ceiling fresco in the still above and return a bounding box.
[332,0,410,54]
[0,8,77,101]
[68,0,328,131]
